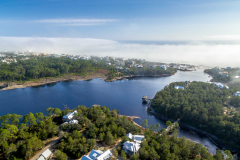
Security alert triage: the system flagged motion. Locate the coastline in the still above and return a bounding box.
[147,100,240,154]
[0,73,173,91]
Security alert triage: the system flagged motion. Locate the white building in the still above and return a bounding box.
[81,149,112,160]
[62,110,77,122]
[174,86,184,90]
[234,91,240,96]
[126,133,145,143]
[160,65,167,70]
[123,141,140,155]
[37,149,52,160]
[214,83,229,89]
[69,119,79,124]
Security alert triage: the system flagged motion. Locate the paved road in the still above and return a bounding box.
[29,137,60,160]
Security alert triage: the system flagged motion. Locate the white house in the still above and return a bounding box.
[81,149,112,160]
[62,110,77,122]
[160,65,167,70]
[174,86,184,90]
[37,149,52,160]
[123,141,140,155]
[214,83,229,89]
[69,119,79,124]
[234,91,240,96]
[126,133,145,143]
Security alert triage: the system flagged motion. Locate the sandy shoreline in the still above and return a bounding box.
[0,73,107,91]
[0,73,172,91]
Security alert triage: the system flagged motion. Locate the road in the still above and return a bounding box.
[29,137,60,160]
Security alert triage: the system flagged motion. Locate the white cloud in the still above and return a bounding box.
[0,37,240,67]
[33,18,118,25]
[208,35,240,40]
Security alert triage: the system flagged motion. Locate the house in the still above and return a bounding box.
[234,91,240,96]
[174,86,184,90]
[126,133,145,143]
[160,65,167,70]
[214,83,229,89]
[212,67,221,72]
[126,60,135,67]
[226,67,231,70]
[69,119,79,124]
[81,149,112,160]
[37,149,52,160]
[219,72,228,77]
[123,141,140,155]
[62,110,77,122]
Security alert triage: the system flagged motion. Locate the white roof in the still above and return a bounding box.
[126,133,133,139]
[96,150,112,160]
[37,155,45,160]
[69,119,78,124]
[132,135,145,143]
[63,110,77,119]
[42,149,52,159]
[123,141,140,153]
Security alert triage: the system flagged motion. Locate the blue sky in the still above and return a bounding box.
[1,0,240,41]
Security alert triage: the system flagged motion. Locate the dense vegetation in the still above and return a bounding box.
[0,112,59,159]
[151,82,240,148]
[204,69,231,82]
[229,96,240,109]
[127,128,233,160]
[0,104,235,160]
[127,66,176,76]
[0,57,115,81]
[0,57,176,82]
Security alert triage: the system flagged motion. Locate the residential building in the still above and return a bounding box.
[234,91,240,96]
[160,65,167,70]
[219,72,228,77]
[214,83,229,89]
[126,133,145,143]
[123,141,140,155]
[62,110,77,122]
[81,149,112,160]
[37,149,52,160]
[174,86,184,90]
[226,67,231,70]
[69,119,79,124]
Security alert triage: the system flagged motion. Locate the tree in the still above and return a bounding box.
[121,150,127,160]
[141,119,148,130]
[224,150,233,160]
[112,149,118,157]
[55,150,68,160]
[23,112,37,127]
[105,131,114,145]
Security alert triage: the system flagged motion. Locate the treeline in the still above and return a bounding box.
[127,66,176,76]
[0,112,59,159]
[204,69,231,82]
[0,57,114,81]
[151,82,240,148]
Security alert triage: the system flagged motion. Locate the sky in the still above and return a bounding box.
[0,0,240,66]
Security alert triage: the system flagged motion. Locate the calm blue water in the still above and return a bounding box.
[0,69,217,154]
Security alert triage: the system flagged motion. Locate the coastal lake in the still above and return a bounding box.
[0,69,217,154]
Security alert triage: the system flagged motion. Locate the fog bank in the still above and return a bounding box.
[0,37,240,67]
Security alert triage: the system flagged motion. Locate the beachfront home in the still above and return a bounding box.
[234,91,240,96]
[174,86,184,90]
[126,133,145,143]
[81,149,112,160]
[62,110,77,122]
[214,83,229,89]
[37,149,52,160]
[123,141,140,155]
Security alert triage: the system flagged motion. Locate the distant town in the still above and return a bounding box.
[0,51,197,71]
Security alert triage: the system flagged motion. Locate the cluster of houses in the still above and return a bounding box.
[1,58,17,64]
[212,67,231,77]
[61,110,79,125]
[123,133,145,155]
[234,91,240,96]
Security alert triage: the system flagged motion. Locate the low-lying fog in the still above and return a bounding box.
[1,37,240,67]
